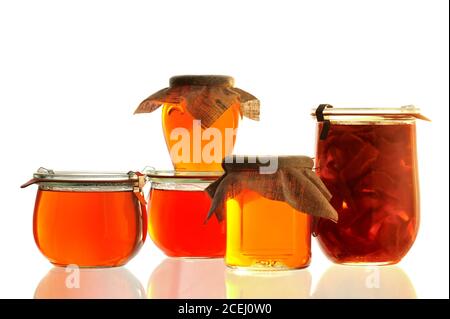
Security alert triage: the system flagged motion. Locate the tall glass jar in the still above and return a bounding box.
[134,75,260,172]
[313,105,428,265]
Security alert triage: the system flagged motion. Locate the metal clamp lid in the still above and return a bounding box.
[20,167,145,189]
[313,104,431,140]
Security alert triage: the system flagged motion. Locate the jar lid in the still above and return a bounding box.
[169,75,234,87]
[21,167,144,188]
[146,170,223,184]
[311,104,430,121]
[134,74,260,128]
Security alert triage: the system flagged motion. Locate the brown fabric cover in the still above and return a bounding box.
[205,156,338,222]
[134,75,260,128]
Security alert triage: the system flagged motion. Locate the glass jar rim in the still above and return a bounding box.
[146,170,222,183]
[20,167,144,189]
[310,104,430,121]
[169,75,234,87]
[33,167,139,182]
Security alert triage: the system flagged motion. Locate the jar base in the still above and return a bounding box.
[166,255,224,260]
[227,262,310,271]
[333,260,399,266]
[50,262,127,269]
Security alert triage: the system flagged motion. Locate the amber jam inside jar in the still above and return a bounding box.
[162,100,240,172]
[22,169,147,267]
[313,106,425,265]
[226,190,311,270]
[205,155,336,271]
[147,171,225,258]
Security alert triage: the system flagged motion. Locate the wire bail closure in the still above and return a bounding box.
[315,104,333,140]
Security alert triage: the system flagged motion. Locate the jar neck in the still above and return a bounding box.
[151,181,211,191]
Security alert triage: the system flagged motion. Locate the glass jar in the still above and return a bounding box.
[134,75,260,172]
[313,105,428,264]
[226,190,311,270]
[147,171,225,257]
[162,76,240,172]
[206,156,337,270]
[21,168,147,267]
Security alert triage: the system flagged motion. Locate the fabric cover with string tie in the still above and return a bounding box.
[205,155,338,223]
[134,75,260,128]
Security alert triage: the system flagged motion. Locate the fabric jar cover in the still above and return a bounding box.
[205,155,338,222]
[134,75,260,128]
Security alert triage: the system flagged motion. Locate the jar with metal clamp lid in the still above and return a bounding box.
[146,170,225,258]
[21,168,148,267]
[312,104,430,265]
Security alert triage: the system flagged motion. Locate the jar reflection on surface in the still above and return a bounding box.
[147,258,226,299]
[315,120,420,264]
[162,101,240,172]
[313,265,416,299]
[226,268,312,299]
[147,177,225,258]
[34,267,145,299]
[226,190,311,270]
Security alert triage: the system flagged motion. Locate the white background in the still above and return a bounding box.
[0,0,448,299]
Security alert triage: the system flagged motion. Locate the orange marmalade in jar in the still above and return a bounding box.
[146,170,225,258]
[134,75,260,172]
[21,168,147,267]
[313,105,429,265]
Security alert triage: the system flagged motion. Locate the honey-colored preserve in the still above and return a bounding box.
[34,190,145,267]
[315,123,420,264]
[162,101,240,172]
[134,75,260,172]
[226,190,311,270]
[148,188,226,257]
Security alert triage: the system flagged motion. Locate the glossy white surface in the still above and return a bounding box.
[5,241,430,299]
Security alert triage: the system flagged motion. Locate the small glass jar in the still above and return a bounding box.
[313,105,428,265]
[205,156,336,271]
[22,168,147,267]
[226,190,311,270]
[147,171,225,257]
